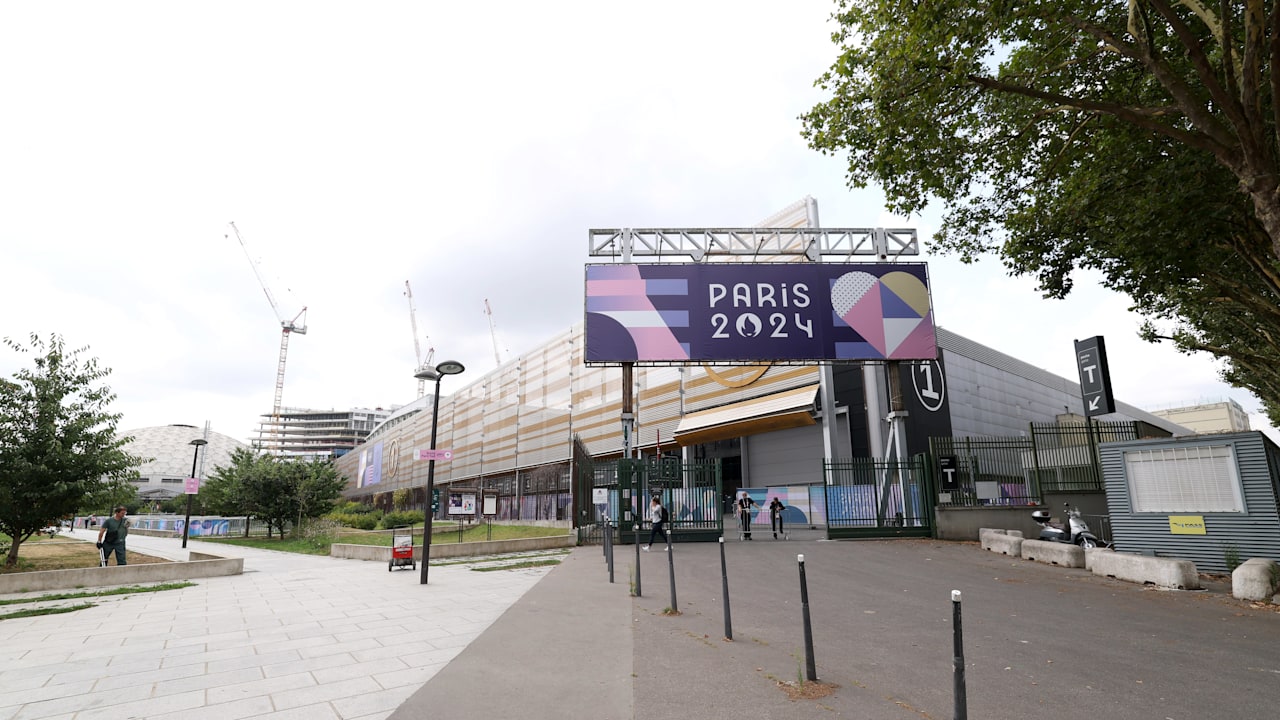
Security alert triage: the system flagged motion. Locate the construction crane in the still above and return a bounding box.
[404,280,434,398]
[229,222,307,452]
[484,298,507,366]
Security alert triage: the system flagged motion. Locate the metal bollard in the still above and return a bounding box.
[798,554,817,681]
[952,590,967,720]
[606,520,614,583]
[719,536,732,640]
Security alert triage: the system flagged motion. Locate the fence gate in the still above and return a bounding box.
[824,456,933,539]
[581,457,723,545]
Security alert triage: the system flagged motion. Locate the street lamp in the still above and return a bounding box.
[184,438,208,549]
[416,359,465,584]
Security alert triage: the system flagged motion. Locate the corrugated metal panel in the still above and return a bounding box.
[1101,432,1280,572]
[746,424,825,486]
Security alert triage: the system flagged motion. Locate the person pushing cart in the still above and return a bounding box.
[736,491,758,540]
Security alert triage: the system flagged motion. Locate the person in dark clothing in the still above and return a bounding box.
[769,497,786,539]
[736,491,757,540]
[96,506,130,565]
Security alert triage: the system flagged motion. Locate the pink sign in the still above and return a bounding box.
[184,477,200,495]
[415,449,453,461]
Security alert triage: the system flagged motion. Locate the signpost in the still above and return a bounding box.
[1074,336,1115,417]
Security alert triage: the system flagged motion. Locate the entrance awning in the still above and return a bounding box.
[673,383,820,446]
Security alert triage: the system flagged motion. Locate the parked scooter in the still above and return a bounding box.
[1032,504,1104,549]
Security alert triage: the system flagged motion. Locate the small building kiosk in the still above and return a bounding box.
[1099,431,1280,573]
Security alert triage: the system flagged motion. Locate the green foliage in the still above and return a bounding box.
[392,488,412,511]
[198,449,347,537]
[332,500,379,515]
[378,510,423,529]
[327,512,379,530]
[802,2,1280,423]
[0,334,140,566]
[1223,543,1243,573]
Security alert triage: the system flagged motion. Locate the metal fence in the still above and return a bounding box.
[929,421,1141,507]
[823,457,932,538]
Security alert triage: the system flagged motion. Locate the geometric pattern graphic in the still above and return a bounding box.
[831,270,936,360]
[586,262,936,363]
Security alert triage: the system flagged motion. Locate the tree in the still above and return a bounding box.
[802,1,1280,423]
[203,450,346,538]
[0,334,139,566]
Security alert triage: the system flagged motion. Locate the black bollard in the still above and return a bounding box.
[633,519,642,597]
[798,554,817,681]
[719,536,732,640]
[952,590,967,720]
[606,520,614,583]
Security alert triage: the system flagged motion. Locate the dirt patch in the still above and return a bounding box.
[775,679,839,701]
[1,538,170,574]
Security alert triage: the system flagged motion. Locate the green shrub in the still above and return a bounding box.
[333,501,379,516]
[379,511,423,529]
[326,512,378,530]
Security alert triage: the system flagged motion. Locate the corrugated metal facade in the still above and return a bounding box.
[1100,431,1280,572]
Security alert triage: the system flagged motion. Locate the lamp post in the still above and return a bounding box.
[417,360,465,585]
[184,438,208,549]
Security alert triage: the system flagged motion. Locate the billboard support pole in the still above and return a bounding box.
[805,199,842,474]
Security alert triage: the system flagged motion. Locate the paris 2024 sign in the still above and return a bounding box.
[585,263,936,363]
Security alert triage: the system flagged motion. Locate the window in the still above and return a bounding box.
[160,478,183,485]
[1124,444,1244,513]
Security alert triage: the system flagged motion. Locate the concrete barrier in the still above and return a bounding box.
[1020,539,1085,568]
[1089,551,1200,590]
[1084,546,1113,572]
[331,533,574,562]
[1232,558,1280,602]
[982,533,1024,557]
[0,555,244,594]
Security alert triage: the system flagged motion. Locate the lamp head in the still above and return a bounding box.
[189,438,209,447]
[435,360,466,376]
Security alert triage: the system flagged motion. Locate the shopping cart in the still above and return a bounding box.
[388,526,416,571]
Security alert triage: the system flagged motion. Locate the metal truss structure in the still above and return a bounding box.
[587,227,919,262]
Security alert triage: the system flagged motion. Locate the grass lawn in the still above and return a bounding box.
[200,523,569,556]
[0,534,171,574]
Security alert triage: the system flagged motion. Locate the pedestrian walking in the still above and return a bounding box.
[736,491,758,540]
[769,497,786,539]
[643,496,669,551]
[96,506,130,566]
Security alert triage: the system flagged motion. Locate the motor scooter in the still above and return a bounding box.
[1032,504,1104,549]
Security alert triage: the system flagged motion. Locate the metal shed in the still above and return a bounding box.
[1099,431,1280,573]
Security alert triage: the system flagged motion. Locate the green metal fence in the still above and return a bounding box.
[823,456,933,538]
[583,457,723,544]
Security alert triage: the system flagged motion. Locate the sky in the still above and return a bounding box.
[2,1,1274,444]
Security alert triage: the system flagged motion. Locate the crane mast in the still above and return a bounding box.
[484,298,506,366]
[230,222,307,453]
[404,280,434,398]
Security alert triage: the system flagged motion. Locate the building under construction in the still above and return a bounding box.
[254,406,393,459]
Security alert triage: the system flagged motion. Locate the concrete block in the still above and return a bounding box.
[0,556,243,594]
[1084,546,1113,572]
[983,533,1024,557]
[1232,558,1280,602]
[1020,539,1085,568]
[1089,551,1200,590]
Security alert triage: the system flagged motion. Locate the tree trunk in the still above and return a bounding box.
[5,539,21,567]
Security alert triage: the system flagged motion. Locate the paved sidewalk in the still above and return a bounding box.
[0,530,552,720]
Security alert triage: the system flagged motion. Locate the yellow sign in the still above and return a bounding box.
[1169,515,1206,535]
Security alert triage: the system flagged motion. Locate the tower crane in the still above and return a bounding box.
[404,280,434,398]
[484,298,508,366]
[229,222,307,452]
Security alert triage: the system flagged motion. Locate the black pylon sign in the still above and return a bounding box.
[1074,336,1115,417]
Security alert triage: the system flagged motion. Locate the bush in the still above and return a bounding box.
[326,512,378,530]
[379,511,423,529]
[333,501,379,516]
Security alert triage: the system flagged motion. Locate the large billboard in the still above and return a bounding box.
[585,263,936,363]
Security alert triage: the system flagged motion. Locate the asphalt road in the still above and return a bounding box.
[629,537,1279,720]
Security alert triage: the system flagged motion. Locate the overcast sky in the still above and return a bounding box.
[3,1,1273,444]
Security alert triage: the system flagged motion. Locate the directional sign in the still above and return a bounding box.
[938,455,960,491]
[415,449,453,461]
[1074,336,1115,417]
